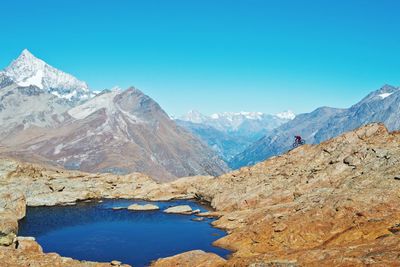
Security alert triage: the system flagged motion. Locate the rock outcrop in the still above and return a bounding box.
[163,205,195,215]
[1,123,400,266]
[152,123,400,265]
[151,250,226,267]
[0,242,129,267]
[127,203,160,211]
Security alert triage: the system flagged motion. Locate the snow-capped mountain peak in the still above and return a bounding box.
[2,49,90,102]
[178,110,295,133]
[180,110,208,123]
[276,110,296,120]
[210,112,264,121]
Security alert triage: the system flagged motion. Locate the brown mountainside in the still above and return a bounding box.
[0,88,229,181]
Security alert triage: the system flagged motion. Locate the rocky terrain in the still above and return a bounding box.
[0,50,228,181]
[1,123,400,266]
[232,84,400,169]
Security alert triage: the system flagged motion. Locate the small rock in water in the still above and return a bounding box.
[127,203,159,211]
[17,236,35,241]
[191,217,205,222]
[163,205,193,214]
[112,207,125,210]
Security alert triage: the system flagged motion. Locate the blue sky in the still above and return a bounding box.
[1,0,400,116]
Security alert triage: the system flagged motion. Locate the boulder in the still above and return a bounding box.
[0,189,26,220]
[0,213,18,246]
[127,204,159,211]
[16,237,43,253]
[163,205,193,215]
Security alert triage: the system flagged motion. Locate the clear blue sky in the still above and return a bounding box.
[1,0,399,116]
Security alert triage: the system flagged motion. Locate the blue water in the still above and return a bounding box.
[18,199,230,267]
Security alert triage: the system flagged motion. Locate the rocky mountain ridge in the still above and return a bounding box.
[232,84,400,169]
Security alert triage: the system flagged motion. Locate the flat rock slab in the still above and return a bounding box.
[151,250,226,267]
[163,205,193,215]
[127,204,159,211]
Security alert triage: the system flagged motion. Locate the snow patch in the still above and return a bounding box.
[276,110,296,120]
[210,114,219,119]
[68,91,119,119]
[17,69,44,89]
[378,93,393,99]
[53,143,64,155]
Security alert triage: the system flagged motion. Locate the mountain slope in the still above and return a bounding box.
[176,110,294,162]
[0,83,73,139]
[1,88,229,181]
[231,84,400,168]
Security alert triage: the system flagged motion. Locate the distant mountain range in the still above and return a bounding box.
[176,110,295,164]
[0,50,228,181]
[231,84,400,169]
[2,49,398,178]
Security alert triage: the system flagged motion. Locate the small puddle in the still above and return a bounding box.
[18,199,230,267]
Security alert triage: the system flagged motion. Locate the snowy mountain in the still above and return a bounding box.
[179,110,295,132]
[176,110,294,163]
[276,110,296,120]
[1,49,91,102]
[231,84,400,169]
[0,84,229,181]
[0,50,229,180]
[179,110,209,124]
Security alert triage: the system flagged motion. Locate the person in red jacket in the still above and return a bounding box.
[295,135,302,143]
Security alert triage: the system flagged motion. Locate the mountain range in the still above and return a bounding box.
[176,110,295,164]
[0,50,228,181]
[231,84,400,168]
[2,49,400,180]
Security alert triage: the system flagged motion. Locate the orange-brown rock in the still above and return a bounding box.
[15,237,42,253]
[197,123,400,265]
[151,250,226,267]
[0,242,130,267]
[149,123,400,265]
